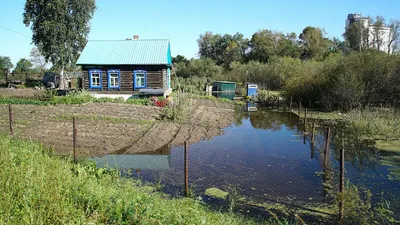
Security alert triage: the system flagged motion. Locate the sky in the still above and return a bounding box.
[1,0,400,66]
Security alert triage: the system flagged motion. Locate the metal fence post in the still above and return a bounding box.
[184,141,189,196]
[73,116,77,163]
[8,104,13,136]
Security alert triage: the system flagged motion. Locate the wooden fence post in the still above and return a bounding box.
[304,108,307,132]
[289,97,293,112]
[298,102,301,117]
[184,141,189,196]
[277,96,280,109]
[311,122,315,144]
[324,127,331,165]
[8,104,13,136]
[73,116,77,163]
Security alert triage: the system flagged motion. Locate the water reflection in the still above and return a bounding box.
[92,154,171,170]
[92,110,400,212]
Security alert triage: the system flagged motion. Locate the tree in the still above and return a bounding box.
[0,56,14,80]
[197,32,248,68]
[172,55,189,65]
[248,29,278,63]
[388,20,400,54]
[13,58,33,73]
[29,48,48,73]
[370,16,386,52]
[0,56,13,74]
[23,0,96,89]
[299,26,330,60]
[343,22,369,51]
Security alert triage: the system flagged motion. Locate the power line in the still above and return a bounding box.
[0,25,31,38]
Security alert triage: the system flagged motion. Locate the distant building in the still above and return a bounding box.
[346,13,393,53]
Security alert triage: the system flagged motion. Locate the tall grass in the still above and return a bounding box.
[344,108,400,138]
[0,136,282,224]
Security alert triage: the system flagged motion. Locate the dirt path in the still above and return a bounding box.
[0,99,237,156]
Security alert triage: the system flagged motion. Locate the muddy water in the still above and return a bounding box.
[92,109,400,211]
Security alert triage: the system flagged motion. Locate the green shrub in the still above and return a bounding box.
[126,98,150,105]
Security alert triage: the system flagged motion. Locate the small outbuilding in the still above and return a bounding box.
[76,37,172,95]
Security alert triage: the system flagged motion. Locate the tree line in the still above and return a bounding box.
[173,15,400,111]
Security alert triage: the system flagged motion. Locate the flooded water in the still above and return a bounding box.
[92,108,400,215]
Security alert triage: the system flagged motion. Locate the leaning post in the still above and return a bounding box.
[8,104,13,136]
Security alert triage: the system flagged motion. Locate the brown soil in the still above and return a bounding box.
[0,99,236,157]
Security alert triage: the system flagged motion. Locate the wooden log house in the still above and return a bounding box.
[76,37,172,94]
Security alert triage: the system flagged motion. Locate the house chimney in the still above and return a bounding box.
[133,35,139,40]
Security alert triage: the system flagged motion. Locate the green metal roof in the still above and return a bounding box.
[76,39,172,65]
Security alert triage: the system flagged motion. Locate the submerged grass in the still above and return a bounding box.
[0,136,284,224]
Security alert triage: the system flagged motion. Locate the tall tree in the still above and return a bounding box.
[248,29,278,63]
[29,47,48,73]
[197,32,248,68]
[299,26,330,60]
[0,56,14,80]
[370,16,386,52]
[388,20,400,54]
[23,0,96,89]
[343,22,369,51]
[13,58,33,73]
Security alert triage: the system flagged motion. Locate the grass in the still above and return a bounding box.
[0,135,286,224]
[0,91,152,106]
[0,97,51,105]
[191,95,245,105]
[292,109,344,120]
[374,140,400,152]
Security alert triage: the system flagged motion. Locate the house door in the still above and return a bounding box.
[133,70,147,90]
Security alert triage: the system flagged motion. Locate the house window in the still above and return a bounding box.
[107,69,120,90]
[133,70,147,90]
[89,69,102,90]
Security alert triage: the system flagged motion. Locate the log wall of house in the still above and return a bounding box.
[81,65,168,92]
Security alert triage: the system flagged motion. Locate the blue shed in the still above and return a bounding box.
[247,84,258,97]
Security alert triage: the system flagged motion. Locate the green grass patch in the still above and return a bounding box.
[374,140,400,152]
[0,97,51,105]
[191,95,245,105]
[56,114,153,125]
[293,109,344,120]
[0,135,283,224]
[205,187,229,200]
[0,92,152,106]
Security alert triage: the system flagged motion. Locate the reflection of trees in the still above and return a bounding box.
[247,111,298,131]
[330,121,380,170]
[380,155,400,181]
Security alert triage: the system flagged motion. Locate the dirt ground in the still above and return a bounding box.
[0,99,236,157]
